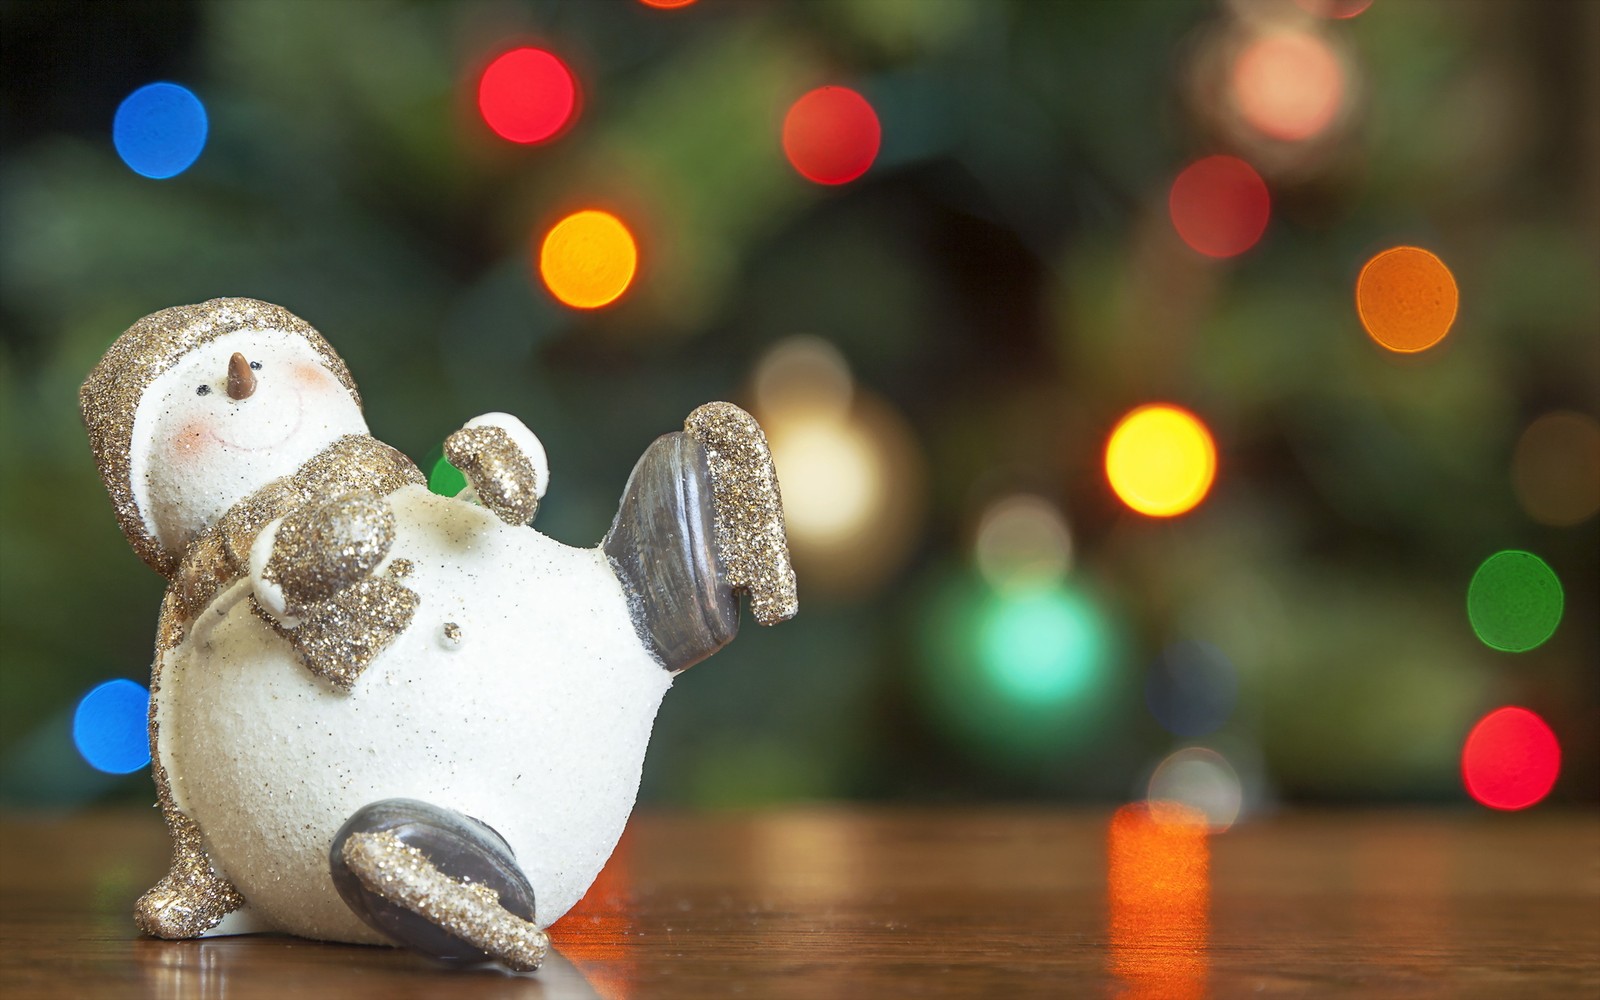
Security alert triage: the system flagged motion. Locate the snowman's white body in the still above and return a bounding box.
[160,484,671,942]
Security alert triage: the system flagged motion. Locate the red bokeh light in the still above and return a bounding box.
[1168,155,1270,259]
[478,47,578,144]
[782,86,881,186]
[1462,706,1561,811]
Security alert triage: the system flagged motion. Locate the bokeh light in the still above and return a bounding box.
[973,494,1073,590]
[1105,404,1218,518]
[478,47,579,144]
[72,679,151,775]
[1512,411,1600,527]
[1168,155,1270,259]
[977,583,1105,706]
[770,416,882,546]
[1147,747,1243,832]
[1462,706,1560,810]
[1293,0,1374,17]
[113,83,208,179]
[920,574,1120,761]
[757,338,923,597]
[782,86,882,185]
[639,0,697,7]
[1355,246,1459,353]
[1231,29,1344,142]
[1467,550,1563,653]
[1108,802,1209,1000]
[538,210,639,309]
[753,336,853,421]
[1145,641,1238,738]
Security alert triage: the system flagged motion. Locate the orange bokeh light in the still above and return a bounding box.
[1108,802,1210,1000]
[1232,30,1344,142]
[1105,405,1218,518]
[1355,246,1458,353]
[538,210,639,310]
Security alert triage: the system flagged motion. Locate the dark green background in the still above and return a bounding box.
[1,0,1595,810]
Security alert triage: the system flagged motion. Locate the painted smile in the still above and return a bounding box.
[209,388,304,452]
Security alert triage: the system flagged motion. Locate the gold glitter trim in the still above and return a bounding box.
[340,831,548,972]
[134,811,246,938]
[263,492,396,615]
[684,402,798,626]
[81,298,362,577]
[444,425,541,525]
[138,434,424,937]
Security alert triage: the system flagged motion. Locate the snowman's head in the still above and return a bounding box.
[82,299,367,576]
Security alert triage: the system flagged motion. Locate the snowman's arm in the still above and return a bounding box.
[249,491,396,625]
[444,413,548,526]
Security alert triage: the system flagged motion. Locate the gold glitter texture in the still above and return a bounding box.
[341,830,549,972]
[684,402,798,626]
[264,491,397,615]
[133,811,247,939]
[263,560,419,691]
[445,425,542,526]
[80,298,361,577]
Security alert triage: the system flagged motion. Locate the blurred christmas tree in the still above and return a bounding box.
[1,0,1595,812]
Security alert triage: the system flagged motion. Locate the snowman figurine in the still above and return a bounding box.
[80,298,797,971]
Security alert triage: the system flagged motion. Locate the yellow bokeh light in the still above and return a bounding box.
[1105,404,1217,518]
[538,210,638,309]
[769,417,881,546]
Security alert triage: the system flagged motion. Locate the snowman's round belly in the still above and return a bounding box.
[158,487,671,943]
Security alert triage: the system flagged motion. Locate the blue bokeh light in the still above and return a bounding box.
[113,83,208,179]
[72,679,151,774]
[1144,640,1238,738]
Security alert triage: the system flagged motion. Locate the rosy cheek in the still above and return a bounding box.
[294,363,334,391]
[165,419,214,464]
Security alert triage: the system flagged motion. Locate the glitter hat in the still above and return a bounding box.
[80,298,362,577]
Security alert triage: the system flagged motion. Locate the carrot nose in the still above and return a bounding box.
[228,352,257,400]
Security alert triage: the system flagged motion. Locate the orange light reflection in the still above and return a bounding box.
[548,832,636,1000]
[1108,802,1210,1000]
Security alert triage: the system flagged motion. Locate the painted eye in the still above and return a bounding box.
[196,385,212,396]
[250,361,263,370]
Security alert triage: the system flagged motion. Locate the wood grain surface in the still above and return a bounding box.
[1,808,1596,998]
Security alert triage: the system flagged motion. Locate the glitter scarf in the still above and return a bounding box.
[155,433,423,643]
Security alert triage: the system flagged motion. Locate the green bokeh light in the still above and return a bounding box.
[918,571,1122,762]
[976,586,1102,705]
[1467,550,1563,652]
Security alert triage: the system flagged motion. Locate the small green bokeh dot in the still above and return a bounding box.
[1467,550,1563,652]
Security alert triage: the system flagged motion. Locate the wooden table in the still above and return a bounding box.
[2,808,1596,998]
